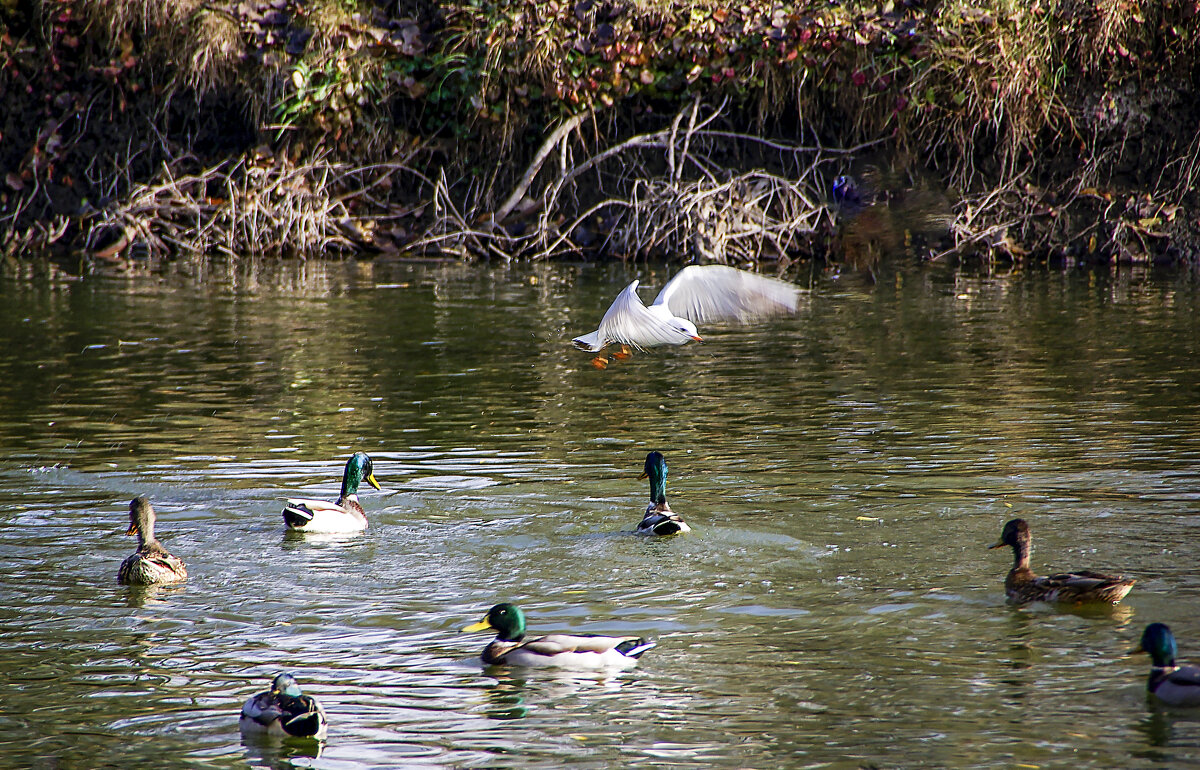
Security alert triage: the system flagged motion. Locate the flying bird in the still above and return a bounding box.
[572,265,801,364]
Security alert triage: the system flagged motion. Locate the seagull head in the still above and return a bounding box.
[674,317,702,342]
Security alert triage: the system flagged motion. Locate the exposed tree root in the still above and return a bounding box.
[411,100,882,264]
[4,95,1193,270]
[73,149,429,264]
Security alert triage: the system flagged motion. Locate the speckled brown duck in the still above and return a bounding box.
[989,518,1133,605]
[118,496,187,585]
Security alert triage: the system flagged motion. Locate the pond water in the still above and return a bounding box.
[1,259,1199,768]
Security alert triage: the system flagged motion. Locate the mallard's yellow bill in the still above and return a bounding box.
[366,472,381,490]
[987,540,1005,550]
[462,620,493,633]
[638,471,648,480]
[125,523,139,536]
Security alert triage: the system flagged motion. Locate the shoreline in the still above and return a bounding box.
[2,1,1197,271]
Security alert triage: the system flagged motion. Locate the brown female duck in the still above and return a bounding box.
[989,518,1133,604]
[118,496,188,585]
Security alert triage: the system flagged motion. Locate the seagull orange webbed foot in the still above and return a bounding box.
[591,355,609,369]
[612,345,633,360]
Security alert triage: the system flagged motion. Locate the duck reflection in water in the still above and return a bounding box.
[240,730,324,766]
[480,669,630,722]
[831,170,954,281]
[120,581,187,609]
[483,678,529,721]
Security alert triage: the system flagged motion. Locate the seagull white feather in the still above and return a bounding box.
[572,265,800,352]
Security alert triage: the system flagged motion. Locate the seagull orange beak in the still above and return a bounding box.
[690,335,703,342]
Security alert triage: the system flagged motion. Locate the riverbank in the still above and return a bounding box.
[2,0,1197,271]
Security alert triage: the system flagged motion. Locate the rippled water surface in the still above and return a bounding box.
[1,260,1199,768]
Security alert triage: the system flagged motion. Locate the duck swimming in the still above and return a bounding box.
[1132,623,1200,707]
[988,518,1134,604]
[462,603,656,671]
[117,496,187,585]
[239,673,328,739]
[282,452,381,534]
[637,451,690,535]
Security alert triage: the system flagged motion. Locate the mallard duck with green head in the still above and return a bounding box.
[988,518,1134,604]
[462,603,656,671]
[239,673,328,739]
[1132,623,1200,707]
[117,496,187,585]
[283,452,381,534]
[637,451,690,536]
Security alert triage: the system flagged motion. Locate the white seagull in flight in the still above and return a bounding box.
[572,265,800,364]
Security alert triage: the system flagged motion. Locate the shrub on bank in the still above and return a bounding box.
[1,0,1196,266]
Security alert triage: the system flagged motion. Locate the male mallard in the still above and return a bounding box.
[1132,623,1200,707]
[637,451,690,535]
[462,603,656,671]
[239,673,328,739]
[282,452,381,534]
[988,518,1134,604]
[117,496,187,585]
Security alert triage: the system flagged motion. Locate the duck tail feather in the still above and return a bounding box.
[616,639,656,659]
[282,504,314,528]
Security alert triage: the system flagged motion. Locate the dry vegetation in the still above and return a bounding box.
[1,0,1197,270]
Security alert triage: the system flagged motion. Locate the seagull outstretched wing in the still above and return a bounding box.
[652,265,801,324]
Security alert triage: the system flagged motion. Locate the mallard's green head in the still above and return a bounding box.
[271,672,304,698]
[342,452,381,497]
[462,603,527,641]
[125,496,156,538]
[639,451,668,505]
[988,518,1029,551]
[1135,623,1178,668]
